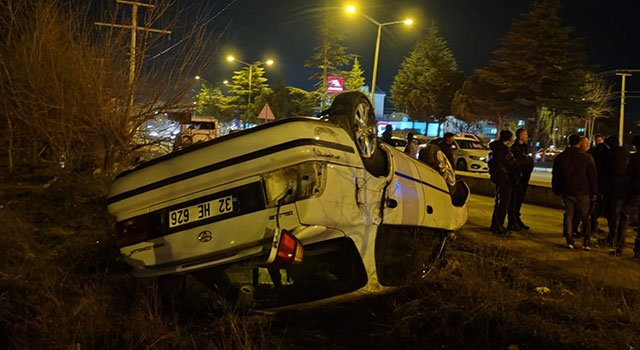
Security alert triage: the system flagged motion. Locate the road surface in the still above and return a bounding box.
[461,194,640,291]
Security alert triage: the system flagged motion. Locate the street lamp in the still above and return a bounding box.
[227,55,274,105]
[347,6,413,104]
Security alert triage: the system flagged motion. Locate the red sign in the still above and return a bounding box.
[327,76,344,94]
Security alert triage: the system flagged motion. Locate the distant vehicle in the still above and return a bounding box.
[429,137,489,172]
[385,136,407,152]
[173,116,219,150]
[534,147,564,161]
[107,92,469,311]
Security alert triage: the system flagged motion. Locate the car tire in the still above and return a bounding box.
[456,159,467,171]
[329,92,387,177]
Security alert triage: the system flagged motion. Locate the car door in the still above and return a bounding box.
[381,150,425,226]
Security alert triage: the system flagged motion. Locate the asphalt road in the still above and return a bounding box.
[461,194,640,291]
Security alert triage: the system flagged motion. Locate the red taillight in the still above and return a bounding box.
[274,230,304,265]
[115,214,149,247]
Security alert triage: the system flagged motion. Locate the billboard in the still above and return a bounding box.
[327,75,344,94]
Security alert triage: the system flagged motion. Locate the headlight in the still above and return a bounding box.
[469,155,486,161]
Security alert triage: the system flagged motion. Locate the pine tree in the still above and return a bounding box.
[343,57,366,92]
[390,23,464,123]
[305,10,354,109]
[195,84,234,122]
[476,0,590,151]
[452,74,515,131]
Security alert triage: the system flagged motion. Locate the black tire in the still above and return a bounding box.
[329,92,387,176]
[456,158,467,171]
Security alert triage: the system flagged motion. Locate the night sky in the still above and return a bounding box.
[95,0,640,116]
[208,1,640,92]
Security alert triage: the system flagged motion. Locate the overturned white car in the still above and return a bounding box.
[107,92,469,310]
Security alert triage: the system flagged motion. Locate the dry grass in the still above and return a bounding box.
[1,172,640,349]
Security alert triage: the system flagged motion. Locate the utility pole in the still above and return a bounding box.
[95,0,171,118]
[616,71,631,145]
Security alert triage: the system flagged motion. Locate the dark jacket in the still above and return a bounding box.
[487,140,518,185]
[381,130,393,145]
[511,141,534,181]
[438,139,455,166]
[600,146,630,198]
[589,142,608,189]
[626,152,640,196]
[552,147,598,196]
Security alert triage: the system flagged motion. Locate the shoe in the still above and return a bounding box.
[582,246,591,251]
[507,224,523,231]
[518,222,530,230]
[490,226,510,236]
[566,243,575,249]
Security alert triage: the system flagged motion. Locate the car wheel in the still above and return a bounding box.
[456,158,467,171]
[436,150,456,186]
[330,92,387,176]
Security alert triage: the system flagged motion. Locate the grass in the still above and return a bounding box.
[1,170,639,349]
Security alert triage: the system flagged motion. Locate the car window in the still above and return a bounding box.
[457,140,488,150]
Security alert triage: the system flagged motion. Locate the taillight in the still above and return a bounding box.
[274,230,304,265]
[115,214,149,247]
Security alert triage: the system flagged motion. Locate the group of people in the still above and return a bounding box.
[486,129,535,235]
[487,128,640,257]
[383,125,640,257]
[553,133,640,256]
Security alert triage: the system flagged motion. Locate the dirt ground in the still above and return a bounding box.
[462,194,640,291]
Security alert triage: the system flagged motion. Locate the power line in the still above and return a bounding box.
[95,0,171,115]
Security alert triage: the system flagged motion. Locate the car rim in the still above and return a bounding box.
[353,101,376,158]
[436,151,456,186]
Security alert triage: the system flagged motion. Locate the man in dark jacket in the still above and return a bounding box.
[552,134,598,250]
[588,133,608,234]
[625,135,640,258]
[438,132,456,166]
[508,128,534,230]
[381,125,393,145]
[488,130,518,235]
[601,135,630,255]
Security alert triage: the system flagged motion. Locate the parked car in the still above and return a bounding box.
[107,92,469,311]
[428,137,489,172]
[457,132,480,141]
[534,147,564,161]
[385,136,407,152]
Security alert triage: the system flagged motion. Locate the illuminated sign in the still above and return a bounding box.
[327,76,344,93]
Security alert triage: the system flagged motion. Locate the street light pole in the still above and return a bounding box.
[347,7,412,106]
[227,55,273,107]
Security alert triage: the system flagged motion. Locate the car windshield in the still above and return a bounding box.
[457,139,487,150]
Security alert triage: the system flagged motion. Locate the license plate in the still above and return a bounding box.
[168,195,236,228]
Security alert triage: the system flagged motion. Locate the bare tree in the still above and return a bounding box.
[0,0,225,174]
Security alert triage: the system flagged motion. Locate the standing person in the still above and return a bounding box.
[438,132,455,166]
[404,132,419,158]
[552,134,598,250]
[487,130,518,236]
[588,133,608,235]
[625,135,640,258]
[508,128,534,230]
[381,125,393,145]
[601,135,630,255]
